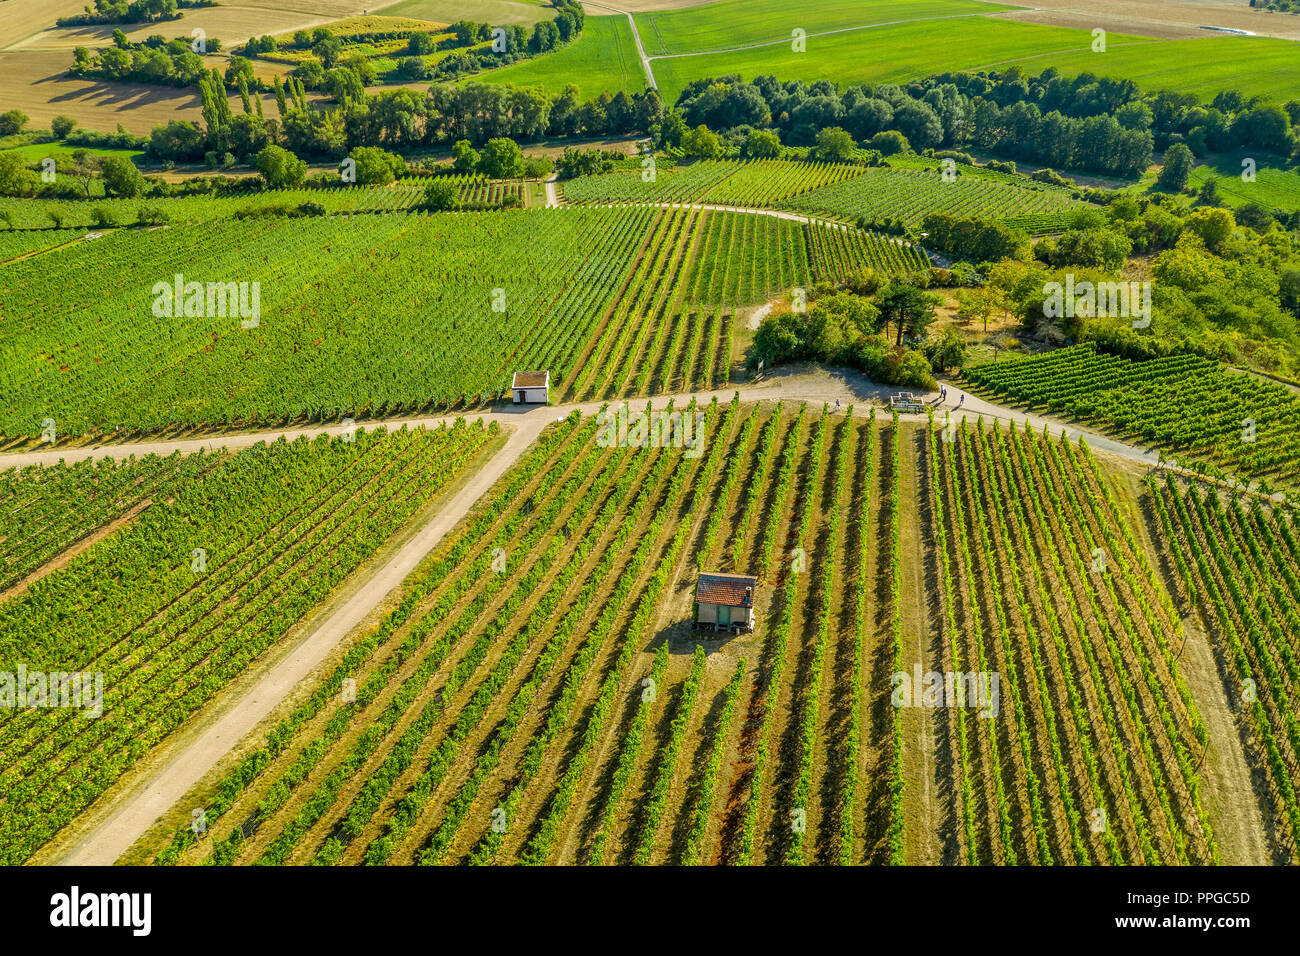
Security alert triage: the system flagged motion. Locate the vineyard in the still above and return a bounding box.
[560,159,862,207]
[141,401,912,866]
[0,227,87,263]
[119,403,1244,867]
[785,167,1084,230]
[926,416,1215,864]
[964,344,1300,492]
[1148,476,1300,863]
[0,176,530,229]
[1,206,923,441]
[0,420,498,864]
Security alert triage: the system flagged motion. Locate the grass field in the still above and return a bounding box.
[1010,36,1300,104]
[648,18,1156,105]
[634,0,1017,57]
[476,7,1298,109]
[0,141,144,163]
[1185,153,1300,214]
[471,11,645,98]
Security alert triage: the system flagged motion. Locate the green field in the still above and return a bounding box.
[0,176,533,229]
[0,228,87,262]
[651,19,1153,104]
[1014,36,1300,104]
[464,11,645,97]
[635,0,1016,57]
[1,141,145,163]
[1187,153,1300,214]
[964,344,1300,491]
[474,6,1298,109]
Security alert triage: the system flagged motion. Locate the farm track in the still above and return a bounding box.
[15,375,1198,866]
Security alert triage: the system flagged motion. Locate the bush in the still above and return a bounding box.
[90,205,120,227]
[423,178,459,211]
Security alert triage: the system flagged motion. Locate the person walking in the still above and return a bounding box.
[940,385,947,403]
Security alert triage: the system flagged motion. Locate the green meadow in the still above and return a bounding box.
[1011,36,1300,104]
[474,11,645,97]
[475,3,1298,110]
[1188,153,1300,213]
[0,141,145,162]
[633,0,1016,57]
[649,16,1145,103]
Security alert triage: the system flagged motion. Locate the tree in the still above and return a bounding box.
[0,153,36,197]
[408,32,436,55]
[876,281,939,345]
[814,126,855,162]
[51,115,78,138]
[136,204,170,226]
[681,124,722,159]
[255,144,307,187]
[479,137,524,178]
[1156,142,1194,193]
[351,145,405,184]
[399,56,427,80]
[867,130,909,155]
[313,35,343,68]
[451,138,479,173]
[424,178,459,211]
[924,327,966,372]
[1185,206,1235,249]
[0,110,28,136]
[100,155,147,197]
[743,128,781,159]
[956,284,1004,334]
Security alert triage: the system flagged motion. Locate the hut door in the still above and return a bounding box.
[718,605,731,627]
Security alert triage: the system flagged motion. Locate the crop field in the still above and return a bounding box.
[147,401,900,865]
[633,0,1016,57]
[131,402,1233,867]
[0,177,529,230]
[647,18,1153,106]
[1,205,924,442]
[0,208,654,439]
[469,12,646,98]
[1149,477,1300,863]
[1186,155,1300,215]
[784,167,1084,229]
[964,345,1300,492]
[561,159,863,207]
[0,420,499,864]
[0,228,87,263]
[929,418,1215,864]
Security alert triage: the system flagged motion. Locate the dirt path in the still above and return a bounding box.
[2,375,1162,473]
[12,374,1178,866]
[49,421,541,866]
[544,176,559,208]
[0,499,151,604]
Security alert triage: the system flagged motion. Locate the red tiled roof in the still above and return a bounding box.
[512,370,549,389]
[696,572,756,608]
